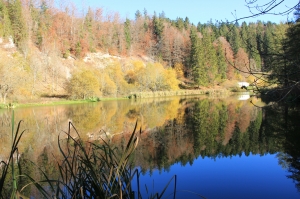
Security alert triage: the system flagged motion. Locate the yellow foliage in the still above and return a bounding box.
[164,99,180,119]
[103,61,131,95]
[246,74,268,87]
[67,70,101,99]
[134,62,179,91]
[246,75,256,83]
[71,105,102,132]
[99,72,117,96]
[174,62,184,79]
[163,68,179,90]
[256,77,268,87]
[235,73,245,81]
[132,60,145,71]
[125,61,145,85]
[18,87,31,97]
[98,101,118,128]
[12,51,30,71]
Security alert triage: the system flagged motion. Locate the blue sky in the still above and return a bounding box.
[73,0,298,23]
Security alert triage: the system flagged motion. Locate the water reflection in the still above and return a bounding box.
[263,104,300,191]
[237,92,250,100]
[1,96,263,170]
[0,96,300,197]
[131,96,263,172]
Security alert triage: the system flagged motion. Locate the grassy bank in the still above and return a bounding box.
[0,97,130,109]
[0,88,231,109]
[0,99,92,109]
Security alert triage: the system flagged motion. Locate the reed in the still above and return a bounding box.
[0,115,179,198]
[0,110,26,199]
[21,121,179,199]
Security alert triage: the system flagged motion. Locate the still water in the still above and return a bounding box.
[0,95,299,198]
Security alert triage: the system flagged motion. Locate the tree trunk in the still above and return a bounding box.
[0,93,3,104]
[3,93,7,104]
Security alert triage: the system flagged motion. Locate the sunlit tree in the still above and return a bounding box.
[67,70,100,99]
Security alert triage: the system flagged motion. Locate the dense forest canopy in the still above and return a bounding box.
[0,0,299,102]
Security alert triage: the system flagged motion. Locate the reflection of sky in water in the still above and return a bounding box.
[238,92,250,101]
[238,94,250,101]
[132,153,299,199]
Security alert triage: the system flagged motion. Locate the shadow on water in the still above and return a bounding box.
[263,104,300,191]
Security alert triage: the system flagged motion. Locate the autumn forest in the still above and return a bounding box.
[0,0,298,103]
[2,1,300,198]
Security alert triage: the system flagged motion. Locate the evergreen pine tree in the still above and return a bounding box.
[262,22,275,71]
[184,17,190,30]
[8,0,27,47]
[265,23,289,86]
[176,17,184,31]
[215,39,227,80]
[240,22,249,50]
[135,10,141,20]
[246,23,261,70]
[189,27,208,86]
[197,22,203,33]
[143,8,148,18]
[209,22,219,40]
[0,0,12,38]
[202,29,218,84]
[124,18,131,50]
[283,22,300,84]
[228,25,240,55]
[84,7,95,52]
[256,21,264,70]
[152,12,164,59]
[152,13,164,40]
[219,22,229,37]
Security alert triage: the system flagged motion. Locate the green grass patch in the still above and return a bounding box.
[0,97,130,109]
[1,88,232,109]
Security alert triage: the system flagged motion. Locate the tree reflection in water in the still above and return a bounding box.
[266,104,300,191]
[1,96,300,196]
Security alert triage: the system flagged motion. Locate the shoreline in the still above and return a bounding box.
[0,97,130,109]
[129,88,230,98]
[0,88,234,109]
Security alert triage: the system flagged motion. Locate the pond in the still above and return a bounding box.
[0,95,299,198]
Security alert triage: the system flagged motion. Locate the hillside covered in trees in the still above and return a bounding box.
[0,0,298,103]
